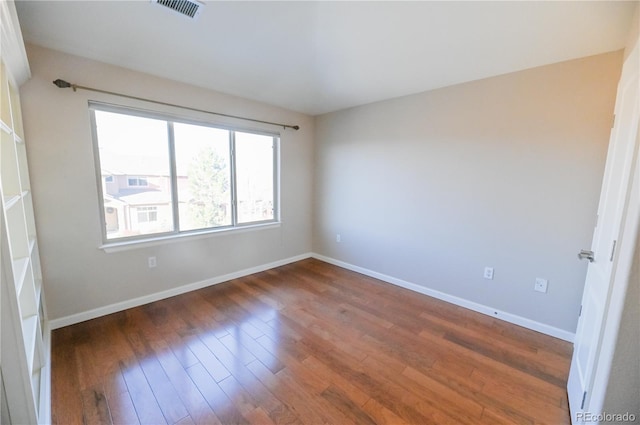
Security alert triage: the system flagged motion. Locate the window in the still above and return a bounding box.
[127,177,148,187]
[90,103,279,242]
[137,206,158,223]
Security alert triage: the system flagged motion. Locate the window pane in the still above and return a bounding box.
[235,132,275,224]
[94,110,174,239]
[174,123,231,231]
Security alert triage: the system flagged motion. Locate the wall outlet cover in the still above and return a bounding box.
[534,278,548,293]
[484,267,494,280]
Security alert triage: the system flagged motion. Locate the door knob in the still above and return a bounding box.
[578,249,595,262]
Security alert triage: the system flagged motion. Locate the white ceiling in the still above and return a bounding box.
[15,1,637,115]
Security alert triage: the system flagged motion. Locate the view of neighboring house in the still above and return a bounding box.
[99,148,201,239]
[101,151,172,238]
[97,121,274,240]
[103,173,175,238]
[94,109,275,241]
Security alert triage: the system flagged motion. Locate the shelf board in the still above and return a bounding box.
[4,193,21,209]
[0,119,11,134]
[22,314,39,375]
[12,256,30,294]
[3,190,29,210]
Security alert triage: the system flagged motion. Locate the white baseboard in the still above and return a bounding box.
[49,252,313,329]
[311,253,575,342]
[49,251,575,342]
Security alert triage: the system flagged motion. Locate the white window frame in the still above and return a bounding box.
[89,102,280,249]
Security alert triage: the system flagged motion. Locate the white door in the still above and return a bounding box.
[567,42,639,423]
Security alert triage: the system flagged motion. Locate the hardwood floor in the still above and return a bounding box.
[51,258,572,425]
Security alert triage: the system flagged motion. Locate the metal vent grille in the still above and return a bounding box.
[153,0,203,19]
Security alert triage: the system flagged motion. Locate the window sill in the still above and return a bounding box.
[99,222,281,253]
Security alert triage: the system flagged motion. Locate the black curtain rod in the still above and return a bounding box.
[52,79,300,131]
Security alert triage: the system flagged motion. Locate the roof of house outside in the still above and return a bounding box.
[116,189,171,205]
[99,150,186,177]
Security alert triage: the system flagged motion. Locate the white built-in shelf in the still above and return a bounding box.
[35,278,43,306]
[13,256,30,293]
[25,200,37,237]
[22,314,39,374]
[31,366,42,408]
[17,144,31,189]
[19,264,37,318]
[31,248,42,280]
[1,131,21,196]
[2,13,49,424]
[31,342,44,411]
[4,193,21,209]
[6,199,29,255]
[3,190,29,210]
[31,366,42,389]
[0,119,11,134]
[8,82,24,139]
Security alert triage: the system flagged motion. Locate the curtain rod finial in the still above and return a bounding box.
[53,79,72,88]
[292,125,300,131]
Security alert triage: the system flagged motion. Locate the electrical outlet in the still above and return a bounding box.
[534,278,548,293]
[484,267,494,280]
[336,234,341,243]
[148,256,157,268]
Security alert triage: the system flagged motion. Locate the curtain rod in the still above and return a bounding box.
[52,79,300,131]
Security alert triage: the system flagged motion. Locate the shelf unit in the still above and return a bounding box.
[1,51,49,423]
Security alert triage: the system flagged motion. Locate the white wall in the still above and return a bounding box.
[20,44,314,321]
[314,51,623,333]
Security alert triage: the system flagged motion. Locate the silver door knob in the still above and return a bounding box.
[578,249,595,262]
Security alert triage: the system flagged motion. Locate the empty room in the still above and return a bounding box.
[1,1,639,424]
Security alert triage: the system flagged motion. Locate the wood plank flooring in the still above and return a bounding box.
[51,258,572,425]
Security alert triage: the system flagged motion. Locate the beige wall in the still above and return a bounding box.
[17,43,626,334]
[313,51,623,333]
[20,44,314,321]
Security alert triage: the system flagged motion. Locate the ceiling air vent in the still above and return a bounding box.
[152,0,204,19]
